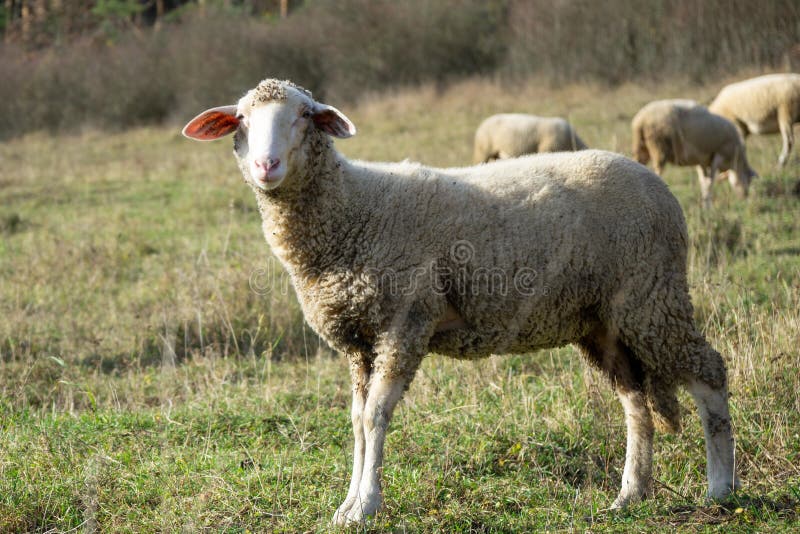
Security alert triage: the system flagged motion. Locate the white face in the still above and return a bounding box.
[729,150,757,199]
[728,166,756,199]
[236,96,314,191]
[182,79,357,191]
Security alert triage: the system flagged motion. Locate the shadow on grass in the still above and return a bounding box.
[586,491,800,529]
[757,176,800,198]
[768,246,800,257]
[67,316,322,375]
[0,315,327,409]
[454,433,611,491]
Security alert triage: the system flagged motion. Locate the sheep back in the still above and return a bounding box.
[709,73,800,134]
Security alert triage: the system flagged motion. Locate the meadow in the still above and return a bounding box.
[1,76,799,532]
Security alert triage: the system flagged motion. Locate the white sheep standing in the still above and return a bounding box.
[473,113,587,163]
[183,79,738,526]
[709,73,800,167]
[632,99,757,207]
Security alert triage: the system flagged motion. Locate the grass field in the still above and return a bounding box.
[1,76,799,532]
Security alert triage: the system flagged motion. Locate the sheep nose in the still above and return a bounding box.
[255,158,281,173]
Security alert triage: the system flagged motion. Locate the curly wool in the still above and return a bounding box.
[249,78,312,104]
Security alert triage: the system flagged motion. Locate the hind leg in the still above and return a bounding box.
[643,139,666,176]
[611,273,738,502]
[697,154,723,209]
[778,108,794,167]
[579,327,653,507]
[696,165,714,209]
[686,349,739,500]
[613,387,654,507]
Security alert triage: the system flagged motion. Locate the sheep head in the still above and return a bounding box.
[728,148,758,199]
[182,79,356,191]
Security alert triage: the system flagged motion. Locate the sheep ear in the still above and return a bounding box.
[312,103,356,138]
[182,105,239,141]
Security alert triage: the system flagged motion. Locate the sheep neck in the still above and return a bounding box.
[251,133,348,277]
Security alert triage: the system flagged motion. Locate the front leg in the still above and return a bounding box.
[333,301,434,526]
[696,165,714,209]
[698,154,724,209]
[778,111,794,167]
[334,359,422,526]
[688,378,739,500]
[332,355,370,525]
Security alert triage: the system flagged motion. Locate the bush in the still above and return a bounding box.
[295,0,506,101]
[503,0,800,84]
[0,0,798,140]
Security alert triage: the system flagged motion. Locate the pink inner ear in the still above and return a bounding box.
[183,111,239,140]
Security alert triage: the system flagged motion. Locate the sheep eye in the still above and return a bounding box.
[302,109,312,119]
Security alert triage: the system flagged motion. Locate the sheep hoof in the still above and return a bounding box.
[610,496,630,510]
[331,496,381,527]
[600,499,632,514]
[706,479,741,503]
[331,509,373,527]
[610,489,647,510]
[332,499,355,526]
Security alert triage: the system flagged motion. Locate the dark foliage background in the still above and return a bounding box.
[1,0,799,139]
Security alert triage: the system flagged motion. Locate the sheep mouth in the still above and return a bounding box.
[252,171,286,189]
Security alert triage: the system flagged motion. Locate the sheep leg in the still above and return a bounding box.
[577,327,652,507]
[778,110,794,166]
[645,140,665,175]
[612,388,654,508]
[696,165,714,209]
[652,152,666,176]
[333,299,433,526]
[332,357,370,524]
[610,271,737,502]
[733,120,748,143]
[335,369,418,525]
[687,377,739,500]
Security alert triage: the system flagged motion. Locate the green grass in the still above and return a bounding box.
[1,76,799,532]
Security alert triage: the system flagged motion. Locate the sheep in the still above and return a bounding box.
[182,78,738,526]
[709,73,800,167]
[632,99,757,208]
[473,113,587,163]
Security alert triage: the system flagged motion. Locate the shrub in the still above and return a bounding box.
[0,0,798,140]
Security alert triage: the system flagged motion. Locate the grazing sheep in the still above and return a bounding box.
[473,113,587,163]
[709,73,800,167]
[632,99,757,207]
[183,79,738,526]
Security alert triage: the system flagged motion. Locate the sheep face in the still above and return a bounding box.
[728,151,758,199]
[727,167,756,199]
[235,93,313,190]
[182,79,356,191]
